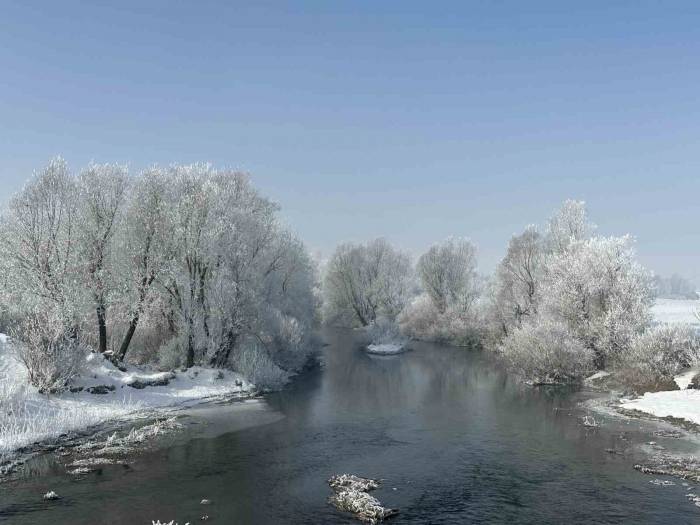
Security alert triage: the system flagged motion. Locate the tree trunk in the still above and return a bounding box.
[114,273,156,363]
[210,330,237,368]
[97,302,107,354]
[185,321,195,368]
[114,315,139,362]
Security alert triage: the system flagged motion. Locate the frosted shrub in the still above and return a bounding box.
[500,319,595,384]
[157,334,186,371]
[15,313,87,394]
[443,306,484,347]
[398,295,440,340]
[398,294,481,346]
[231,338,288,391]
[366,317,407,346]
[0,339,27,411]
[620,324,700,386]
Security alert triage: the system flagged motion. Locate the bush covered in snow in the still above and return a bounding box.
[398,294,481,346]
[366,317,406,346]
[230,338,289,391]
[499,319,595,384]
[14,312,87,394]
[617,324,700,388]
[396,238,483,346]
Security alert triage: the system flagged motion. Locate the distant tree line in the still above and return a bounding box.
[322,200,700,388]
[653,274,698,300]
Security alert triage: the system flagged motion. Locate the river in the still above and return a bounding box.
[2,328,699,524]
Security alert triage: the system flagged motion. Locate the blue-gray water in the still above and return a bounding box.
[2,328,699,524]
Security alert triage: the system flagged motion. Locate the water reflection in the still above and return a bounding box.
[2,327,700,524]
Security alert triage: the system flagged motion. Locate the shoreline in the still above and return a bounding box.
[0,386,260,481]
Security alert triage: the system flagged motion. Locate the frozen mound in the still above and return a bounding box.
[328,474,398,524]
[365,343,406,355]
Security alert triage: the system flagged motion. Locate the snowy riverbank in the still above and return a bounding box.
[617,299,700,426]
[621,388,700,426]
[0,334,253,464]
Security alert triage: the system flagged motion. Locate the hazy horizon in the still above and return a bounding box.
[1,2,698,282]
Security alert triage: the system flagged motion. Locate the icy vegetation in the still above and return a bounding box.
[399,238,482,346]
[0,159,319,388]
[2,159,698,467]
[323,199,700,393]
[0,158,320,460]
[323,239,412,328]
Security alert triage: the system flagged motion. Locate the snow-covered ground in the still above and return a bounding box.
[621,389,700,426]
[652,298,700,326]
[620,365,700,426]
[365,343,406,355]
[0,335,253,462]
[616,300,700,425]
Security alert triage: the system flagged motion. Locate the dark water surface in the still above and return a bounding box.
[2,328,700,524]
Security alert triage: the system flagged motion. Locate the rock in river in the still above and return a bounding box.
[328,474,398,524]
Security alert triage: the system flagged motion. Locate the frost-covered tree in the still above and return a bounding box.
[540,235,654,368]
[416,238,478,314]
[491,226,543,335]
[398,238,482,345]
[76,164,129,354]
[113,168,173,362]
[0,159,85,390]
[546,199,593,254]
[323,239,412,326]
[157,165,217,367]
[1,159,320,386]
[152,166,319,373]
[0,158,80,322]
[494,200,655,383]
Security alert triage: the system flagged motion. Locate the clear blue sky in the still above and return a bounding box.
[1,1,698,281]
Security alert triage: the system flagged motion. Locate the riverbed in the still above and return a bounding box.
[2,328,700,524]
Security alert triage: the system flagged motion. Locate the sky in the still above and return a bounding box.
[1,1,699,282]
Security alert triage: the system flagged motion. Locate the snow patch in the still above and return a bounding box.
[366,343,406,355]
[621,389,700,426]
[0,334,254,461]
[674,368,700,390]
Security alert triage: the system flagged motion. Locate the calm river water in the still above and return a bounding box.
[2,328,700,524]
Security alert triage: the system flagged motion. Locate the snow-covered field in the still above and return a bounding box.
[0,335,253,462]
[652,298,700,326]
